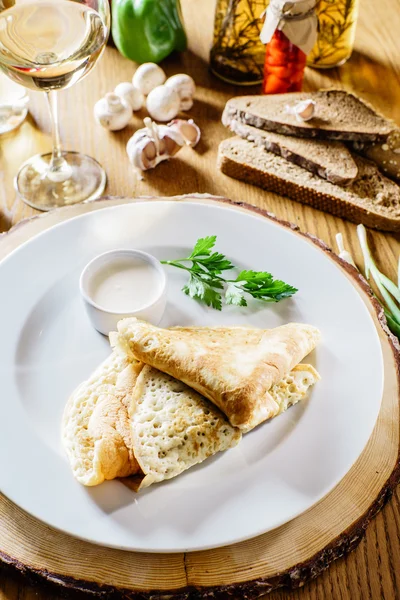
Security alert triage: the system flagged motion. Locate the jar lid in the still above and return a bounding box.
[260,0,318,54]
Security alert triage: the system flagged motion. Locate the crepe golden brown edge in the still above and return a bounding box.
[62,322,320,489]
[62,338,241,490]
[117,319,321,431]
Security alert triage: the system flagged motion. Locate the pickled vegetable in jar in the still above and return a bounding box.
[307,0,360,69]
[260,0,318,95]
[210,0,267,85]
[263,29,307,94]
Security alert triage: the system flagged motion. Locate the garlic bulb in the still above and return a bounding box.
[285,99,316,122]
[94,93,132,131]
[146,85,180,122]
[132,63,166,96]
[114,82,144,111]
[126,117,184,171]
[165,74,196,111]
[168,119,201,147]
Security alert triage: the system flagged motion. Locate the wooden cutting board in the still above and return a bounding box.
[0,195,399,599]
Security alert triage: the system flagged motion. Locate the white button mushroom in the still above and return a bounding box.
[146,85,180,122]
[114,82,144,111]
[94,93,132,131]
[132,63,166,96]
[165,74,196,111]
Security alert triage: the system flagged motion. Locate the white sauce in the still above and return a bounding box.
[90,258,161,312]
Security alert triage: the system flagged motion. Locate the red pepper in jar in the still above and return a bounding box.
[260,0,317,95]
[263,29,307,94]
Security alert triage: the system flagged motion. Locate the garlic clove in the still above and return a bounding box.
[165,74,196,111]
[156,124,185,156]
[146,85,180,122]
[139,140,158,170]
[285,99,316,122]
[127,125,153,149]
[168,119,201,147]
[94,93,132,131]
[143,140,157,164]
[126,117,185,171]
[127,135,157,170]
[163,135,183,156]
[114,82,144,111]
[133,63,166,96]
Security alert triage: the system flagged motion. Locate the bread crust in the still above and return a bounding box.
[218,138,400,233]
[222,90,395,142]
[225,119,358,186]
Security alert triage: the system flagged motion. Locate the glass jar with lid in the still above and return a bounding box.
[307,0,360,69]
[210,0,267,85]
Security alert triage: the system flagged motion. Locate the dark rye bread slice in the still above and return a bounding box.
[222,90,395,142]
[226,119,358,186]
[353,130,400,183]
[218,136,400,232]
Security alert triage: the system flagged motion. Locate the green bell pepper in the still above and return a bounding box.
[112,0,187,64]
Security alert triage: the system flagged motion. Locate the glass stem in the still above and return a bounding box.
[45,90,72,183]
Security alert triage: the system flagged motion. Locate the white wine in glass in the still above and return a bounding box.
[0,0,110,210]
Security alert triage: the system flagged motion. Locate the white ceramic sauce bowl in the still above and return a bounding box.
[80,249,167,336]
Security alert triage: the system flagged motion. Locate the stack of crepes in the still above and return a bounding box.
[62,319,321,491]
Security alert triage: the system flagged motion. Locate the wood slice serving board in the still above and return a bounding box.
[0,194,399,599]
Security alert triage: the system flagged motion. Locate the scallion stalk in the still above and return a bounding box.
[337,226,400,340]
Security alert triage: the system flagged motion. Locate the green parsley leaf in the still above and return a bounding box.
[183,274,222,310]
[202,285,223,310]
[237,270,298,302]
[225,283,248,307]
[162,236,297,310]
[235,270,272,283]
[198,253,235,273]
[189,236,216,259]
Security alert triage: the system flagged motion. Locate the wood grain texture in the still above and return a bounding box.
[0,0,400,598]
[0,195,398,600]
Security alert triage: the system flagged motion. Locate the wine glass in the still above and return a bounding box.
[0,0,110,210]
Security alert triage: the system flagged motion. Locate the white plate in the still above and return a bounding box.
[0,201,383,553]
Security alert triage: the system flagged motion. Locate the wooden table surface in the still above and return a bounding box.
[1,0,400,598]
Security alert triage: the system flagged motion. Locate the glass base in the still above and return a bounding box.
[307,54,352,69]
[210,67,263,86]
[15,151,107,211]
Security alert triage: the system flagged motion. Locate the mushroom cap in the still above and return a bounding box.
[165,74,196,96]
[94,94,132,131]
[133,63,167,96]
[165,74,196,111]
[146,86,180,122]
[114,82,144,111]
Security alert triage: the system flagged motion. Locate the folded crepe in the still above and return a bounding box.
[62,346,241,489]
[126,364,241,489]
[117,319,321,431]
[62,351,143,486]
[62,323,320,489]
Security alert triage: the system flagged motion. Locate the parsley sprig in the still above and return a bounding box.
[161,236,297,310]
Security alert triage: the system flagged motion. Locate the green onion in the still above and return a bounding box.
[336,225,400,340]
